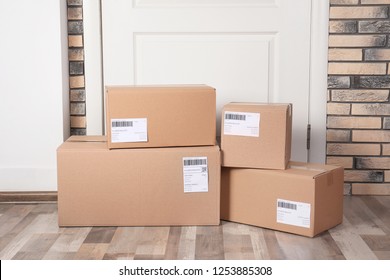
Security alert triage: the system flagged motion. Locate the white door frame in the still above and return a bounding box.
[83,0,329,163]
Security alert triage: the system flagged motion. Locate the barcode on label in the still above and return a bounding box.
[112,121,133,127]
[278,201,297,210]
[225,113,246,121]
[183,159,207,166]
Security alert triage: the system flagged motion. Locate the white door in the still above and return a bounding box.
[98,0,328,162]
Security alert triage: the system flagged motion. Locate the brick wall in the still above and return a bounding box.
[327,0,390,195]
[67,0,86,135]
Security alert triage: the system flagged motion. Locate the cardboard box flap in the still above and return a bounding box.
[106,84,214,90]
[58,136,107,152]
[67,136,107,143]
[227,102,292,110]
[288,161,340,178]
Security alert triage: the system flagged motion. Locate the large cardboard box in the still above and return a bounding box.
[221,162,344,237]
[57,136,221,226]
[105,85,216,149]
[221,102,292,170]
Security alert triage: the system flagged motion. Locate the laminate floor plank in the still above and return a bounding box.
[176,226,196,260]
[83,227,117,244]
[195,226,224,260]
[134,227,170,258]
[74,243,110,260]
[46,227,91,254]
[329,217,378,260]
[343,197,387,235]
[164,226,182,260]
[0,212,59,259]
[12,233,60,260]
[262,229,286,260]
[105,227,144,256]
[275,231,344,260]
[1,196,390,260]
[0,204,35,237]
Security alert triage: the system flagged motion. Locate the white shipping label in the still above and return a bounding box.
[276,199,311,228]
[183,157,208,193]
[223,111,260,137]
[111,118,148,143]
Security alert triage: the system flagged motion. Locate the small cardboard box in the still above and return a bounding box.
[221,162,344,237]
[57,136,221,226]
[105,85,216,149]
[221,102,292,170]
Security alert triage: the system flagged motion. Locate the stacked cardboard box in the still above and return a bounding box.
[57,87,344,236]
[220,103,344,237]
[57,85,221,226]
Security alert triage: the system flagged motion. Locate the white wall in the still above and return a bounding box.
[0,0,69,191]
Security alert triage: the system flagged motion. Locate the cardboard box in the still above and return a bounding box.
[57,136,221,226]
[221,102,292,170]
[221,162,344,237]
[106,85,216,149]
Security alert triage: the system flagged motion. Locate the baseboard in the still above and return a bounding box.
[0,191,58,203]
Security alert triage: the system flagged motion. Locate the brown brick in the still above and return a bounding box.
[353,130,390,142]
[69,76,85,88]
[352,184,390,195]
[328,35,386,47]
[70,89,86,102]
[331,89,389,102]
[360,76,390,88]
[330,7,388,19]
[70,116,86,128]
[345,170,383,182]
[359,21,390,33]
[327,156,354,168]
[70,102,85,115]
[352,104,390,115]
[344,184,352,195]
[327,103,351,115]
[327,143,381,155]
[68,35,83,47]
[361,0,390,4]
[328,63,386,75]
[328,116,382,129]
[68,48,84,61]
[384,117,390,129]
[328,76,351,89]
[70,61,84,75]
[385,170,390,182]
[331,0,359,4]
[356,157,390,169]
[68,7,82,20]
[327,129,351,142]
[329,21,357,33]
[384,144,390,155]
[328,49,362,61]
[68,0,83,6]
[365,49,390,62]
[68,21,83,35]
[70,128,86,136]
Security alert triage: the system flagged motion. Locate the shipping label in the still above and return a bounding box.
[182,157,208,193]
[111,118,148,143]
[223,111,260,137]
[276,199,311,228]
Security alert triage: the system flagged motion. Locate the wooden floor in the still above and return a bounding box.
[0,196,389,260]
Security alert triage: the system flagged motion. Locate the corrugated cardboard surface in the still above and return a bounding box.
[106,85,216,149]
[57,136,221,226]
[220,162,344,237]
[221,102,292,170]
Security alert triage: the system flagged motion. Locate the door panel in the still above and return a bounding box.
[102,0,312,161]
